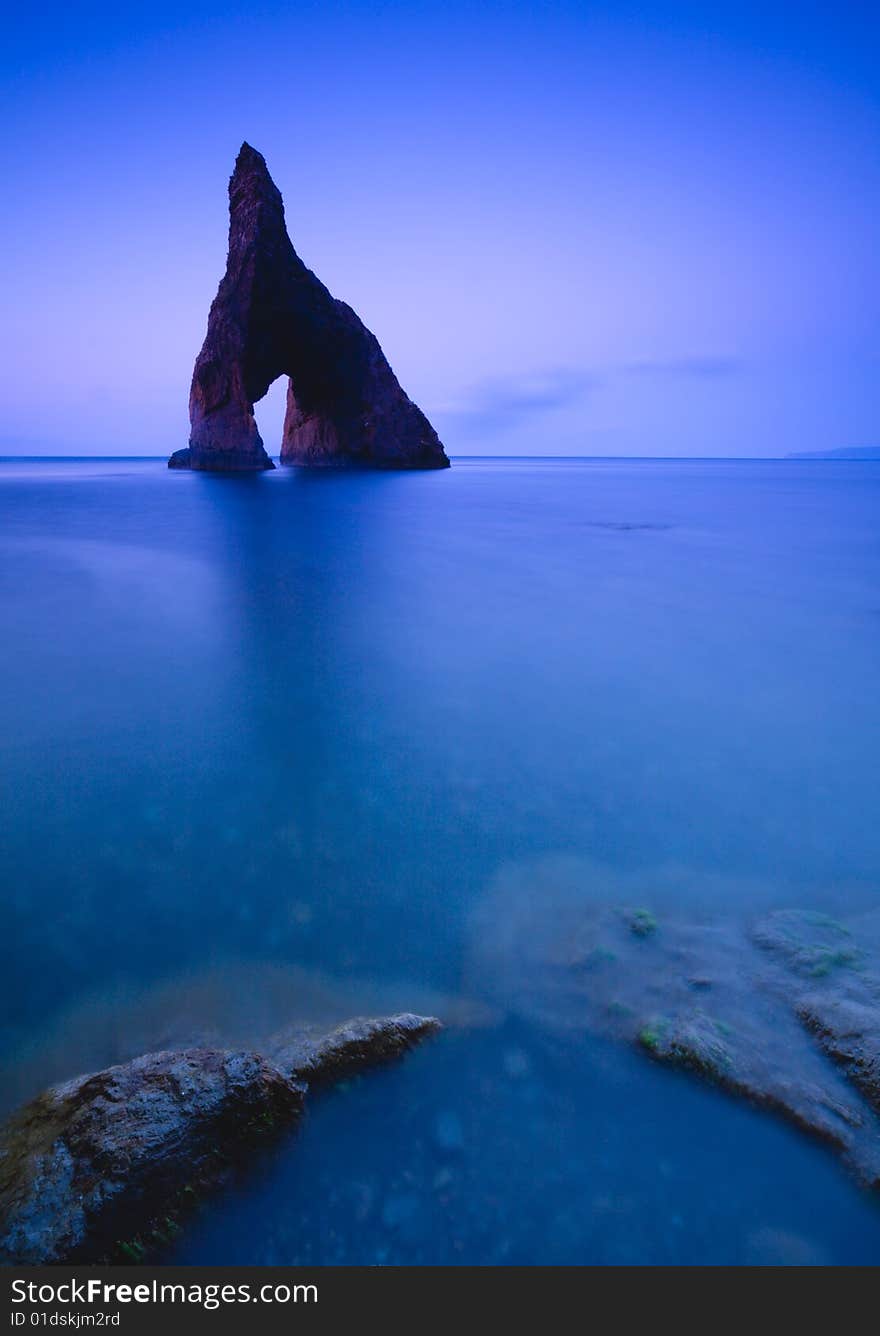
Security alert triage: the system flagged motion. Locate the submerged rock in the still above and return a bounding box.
[0,1013,439,1264]
[798,992,880,1114]
[639,1009,864,1151]
[751,909,863,979]
[468,860,880,1189]
[170,144,449,472]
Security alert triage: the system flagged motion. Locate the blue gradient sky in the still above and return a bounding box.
[2,1,877,456]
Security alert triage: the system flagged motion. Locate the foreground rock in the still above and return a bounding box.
[169,144,449,472]
[0,1013,439,1264]
[469,860,880,1189]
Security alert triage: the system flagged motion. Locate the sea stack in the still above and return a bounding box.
[169,144,449,472]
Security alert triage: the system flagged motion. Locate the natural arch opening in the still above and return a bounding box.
[252,375,290,463]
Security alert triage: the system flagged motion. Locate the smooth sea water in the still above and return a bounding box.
[1,455,879,1265]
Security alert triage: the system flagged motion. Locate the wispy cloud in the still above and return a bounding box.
[621,356,744,379]
[430,369,598,437]
[430,356,745,439]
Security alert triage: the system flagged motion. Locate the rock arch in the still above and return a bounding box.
[169,144,449,472]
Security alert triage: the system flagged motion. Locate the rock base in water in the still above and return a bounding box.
[167,446,275,472]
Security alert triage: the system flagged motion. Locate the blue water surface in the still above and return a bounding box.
[1,456,879,1264]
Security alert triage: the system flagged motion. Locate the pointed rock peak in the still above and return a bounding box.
[232,142,272,185]
[237,140,264,166]
[169,146,449,472]
[228,142,283,220]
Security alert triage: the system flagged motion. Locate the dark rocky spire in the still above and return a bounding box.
[169,144,449,471]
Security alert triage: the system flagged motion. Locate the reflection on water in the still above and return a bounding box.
[1,456,879,1263]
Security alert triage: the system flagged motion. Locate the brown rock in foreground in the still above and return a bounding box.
[169,144,449,472]
[0,1013,440,1265]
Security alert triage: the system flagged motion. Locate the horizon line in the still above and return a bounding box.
[2,454,878,464]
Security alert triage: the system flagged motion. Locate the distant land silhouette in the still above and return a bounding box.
[787,446,880,460]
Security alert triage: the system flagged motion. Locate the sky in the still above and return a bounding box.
[1,1,877,457]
